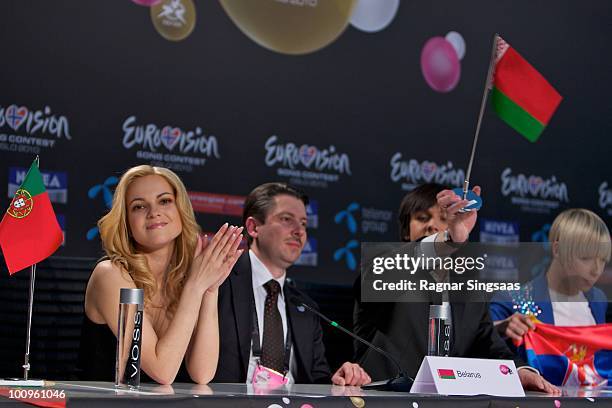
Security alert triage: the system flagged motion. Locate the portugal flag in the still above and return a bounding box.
[491,36,563,142]
[0,158,63,274]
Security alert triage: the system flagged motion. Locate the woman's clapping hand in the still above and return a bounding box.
[187,223,244,294]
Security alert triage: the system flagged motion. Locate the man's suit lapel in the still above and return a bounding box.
[449,300,464,355]
[230,254,255,374]
[284,285,313,382]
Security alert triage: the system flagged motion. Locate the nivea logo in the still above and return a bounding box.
[14,169,63,189]
[482,220,517,236]
[0,104,71,139]
[389,153,464,186]
[10,167,68,204]
[122,116,220,157]
[264,135,351,174]
[599,182,612,210]
[501,168,569,202]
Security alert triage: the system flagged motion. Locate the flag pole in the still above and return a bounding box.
[462,33,499,199]
[23,263,36,380]
[22,155,41,380]
[0,154,50,386]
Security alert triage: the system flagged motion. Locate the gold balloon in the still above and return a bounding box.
[151,0,196,41]
[349,396,365,408]
[219,0,356,55]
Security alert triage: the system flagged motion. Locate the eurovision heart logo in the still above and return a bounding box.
[5,105,28,131]
[528,176,544,195]
[161,126,181,150]
[421,161,437,182]
[299,145,317,168]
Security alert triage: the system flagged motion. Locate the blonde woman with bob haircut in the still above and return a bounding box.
[491,208,611,342]
[79,165,243,384]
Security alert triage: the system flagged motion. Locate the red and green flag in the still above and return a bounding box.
[0,158,63,274]
[491,36,563,142]
[437,369,456,379]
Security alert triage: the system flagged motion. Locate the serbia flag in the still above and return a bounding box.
[516,322,612,386]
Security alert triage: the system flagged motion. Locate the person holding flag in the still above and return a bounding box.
[79,165,243,384]
[490,208,611,386]
[354,183,560,394]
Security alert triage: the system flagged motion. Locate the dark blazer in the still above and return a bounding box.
[490,272,608,325]
[213,253,332,384]
[353,265,524,381]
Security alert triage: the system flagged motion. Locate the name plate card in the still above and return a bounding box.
[410,356,524,397]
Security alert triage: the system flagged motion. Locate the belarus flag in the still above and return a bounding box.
[491,36,563,142]
[516,322,612,386]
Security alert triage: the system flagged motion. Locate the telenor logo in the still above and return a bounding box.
[499,365,513,375]
[437,369,455,379]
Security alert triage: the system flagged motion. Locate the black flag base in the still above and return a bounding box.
[361,374,414,392]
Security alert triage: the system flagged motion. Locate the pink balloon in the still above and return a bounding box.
[420,37,461,92]
[131,0,162,6]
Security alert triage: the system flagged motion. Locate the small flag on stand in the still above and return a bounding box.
[491,36,563,142]
[0,158,63,274]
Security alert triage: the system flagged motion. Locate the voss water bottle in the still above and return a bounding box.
[116,288,144,388]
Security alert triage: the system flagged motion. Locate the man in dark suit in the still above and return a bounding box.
[213,182,371,385]
[354,183,559,394]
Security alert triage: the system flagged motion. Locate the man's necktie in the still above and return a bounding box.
[261,279,285,373]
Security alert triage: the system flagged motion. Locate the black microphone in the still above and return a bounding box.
[288,294,414,392]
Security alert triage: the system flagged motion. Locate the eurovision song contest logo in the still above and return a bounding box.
[264,135,351,188]
[390,153,464,191]
[500,168,569,214]
[122,116,220,173]
[0,104,72,155]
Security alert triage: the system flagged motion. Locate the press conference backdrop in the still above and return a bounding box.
[0,0,611,382]
[0,0,610,284]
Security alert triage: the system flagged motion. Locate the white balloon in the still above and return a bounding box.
[445,31,466,60]
[350,0,400,33]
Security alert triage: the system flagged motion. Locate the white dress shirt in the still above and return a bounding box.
[549,288,596,326]
[246,250,295,384]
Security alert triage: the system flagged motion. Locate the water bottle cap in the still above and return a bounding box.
[120,288,144,306]
[429,304,450,320]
